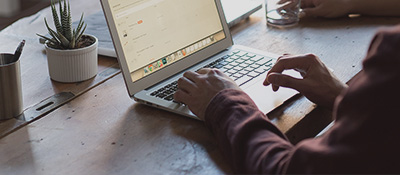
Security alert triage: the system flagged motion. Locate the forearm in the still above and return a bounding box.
[204,89,294,174]
[349,0,400,16]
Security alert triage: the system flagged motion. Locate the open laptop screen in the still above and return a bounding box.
[107,0,226,83]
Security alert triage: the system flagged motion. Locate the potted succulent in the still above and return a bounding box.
[37,0,98,83]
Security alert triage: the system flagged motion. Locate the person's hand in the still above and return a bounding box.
[264,54,348,109]
[277,0,301,13]
[300,0,353,18]
[174,68,240,120]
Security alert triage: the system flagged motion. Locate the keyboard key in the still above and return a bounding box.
[227,69,237,74]
[236,51,247,57]
[254,68,267,74]
[209,64,217,68]
[250,64,260,69]
[220,55,230,60]
[215,64,223,69]
[256,59,271,65]
[164,94,174,101]
[236,76,252,86]
[232,73,243,78]
[229,62,239,66]
[225,58,234,62]
[235,59,245,64]
[239,70,249,75]
[223,65,233,69]
[157,93,167,98]
[230,55,240,60]
[244,67,254,72]
[238,63,249,68]
[220,61,229,66]
[246,53,256,57]
[251,55,263,61]
[247,72,259,77]
[260,65,272,71]
[226,73,234,77]
[220,67,228,72]
[244,60,254,64]
[232,66,242,71]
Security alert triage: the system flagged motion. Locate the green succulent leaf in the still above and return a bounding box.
[47,42,63,49]
[51,0,63,34]
[59,0,63,29]
[64,1,72,41]
[75,13,84,37]
[69,33,76,48]
[45,18,62,43]
[76,23,87,43]
[61,0,68,37]
[38,0,87,49]
[36,33,60,46]
[57,31,70,48]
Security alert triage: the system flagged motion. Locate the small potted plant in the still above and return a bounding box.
[37,0,98,83]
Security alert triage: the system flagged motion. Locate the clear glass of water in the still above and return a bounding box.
[265,0,301,26]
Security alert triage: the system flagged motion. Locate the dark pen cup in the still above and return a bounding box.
[0,53,23,120]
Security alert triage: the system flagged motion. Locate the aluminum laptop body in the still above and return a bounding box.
[222,0,262,27]
[100,0,297,120]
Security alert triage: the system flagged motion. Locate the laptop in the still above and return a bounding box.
[100,0,297,120]
[55,0,262,58]
[222,0,262,27]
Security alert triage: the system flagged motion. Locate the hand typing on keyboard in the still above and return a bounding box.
[174,68,240,120]
[151,51,272,103]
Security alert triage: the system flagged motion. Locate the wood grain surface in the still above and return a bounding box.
[1,0,400,174]
[0,0,120,137]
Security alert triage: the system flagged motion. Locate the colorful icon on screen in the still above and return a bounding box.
[148,65,154,72]
[162,58,167,64]
[157,60,163,68]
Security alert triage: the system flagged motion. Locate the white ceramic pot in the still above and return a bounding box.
[45,34,98,83]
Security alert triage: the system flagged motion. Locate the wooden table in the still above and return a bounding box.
[1,0,399,174]
[0,0,120,137]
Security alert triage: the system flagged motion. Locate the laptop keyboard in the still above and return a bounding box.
[150,50,273,102]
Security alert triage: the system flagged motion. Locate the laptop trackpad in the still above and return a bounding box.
[244,70,300,114]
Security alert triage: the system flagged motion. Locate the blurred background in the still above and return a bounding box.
[0,0,51,30]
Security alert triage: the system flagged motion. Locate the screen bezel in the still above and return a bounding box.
[100,0,234,96]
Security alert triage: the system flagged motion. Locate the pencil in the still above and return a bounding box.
[13,40,25,62]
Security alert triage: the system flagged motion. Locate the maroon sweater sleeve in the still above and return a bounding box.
[204,25,400,174]
[204,89,294,174]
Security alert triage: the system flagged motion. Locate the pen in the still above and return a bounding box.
[13,40,25,62]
